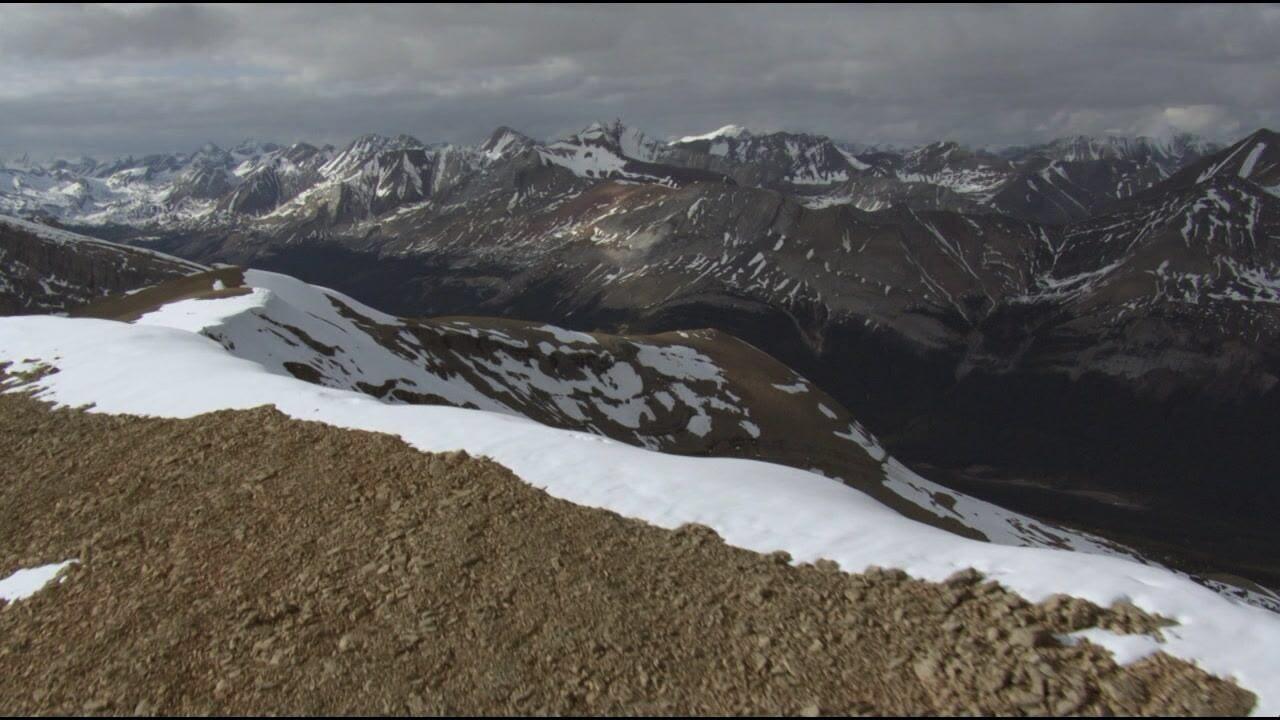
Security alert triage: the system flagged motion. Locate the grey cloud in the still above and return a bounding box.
[0,3,1276,158]
[0,4,235,61]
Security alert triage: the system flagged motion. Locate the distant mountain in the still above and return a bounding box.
[665,125,869,187]
[983,133,1222,223]
[1003,133,1215,170]
[1162,128,1280,192]
[216,142,331,217]
[535,121,733,187]
[0,124,1221,231]
[0,140,313,226]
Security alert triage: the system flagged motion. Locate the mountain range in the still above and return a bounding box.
[3,121,1279,596]
[1,123,1230,228]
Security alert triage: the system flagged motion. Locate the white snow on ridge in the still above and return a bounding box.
[1,315,1278,714]
[537,143,630,180]
[131,270,763,444]
[837,147,871,171]
[1065,628,1163,667]
[537,324,598,345]
[1198,139,1256,184]
[1238,142,1266,181]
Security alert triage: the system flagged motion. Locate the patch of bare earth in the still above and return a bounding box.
[0,390,1255,715]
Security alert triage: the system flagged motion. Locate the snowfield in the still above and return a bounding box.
[1,309,1279,714]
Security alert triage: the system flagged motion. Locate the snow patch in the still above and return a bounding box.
[674,125,749,144]
[1064,628,1163,666]
[0,561,75,602]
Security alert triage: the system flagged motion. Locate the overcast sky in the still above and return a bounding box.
[2,3,1277,158]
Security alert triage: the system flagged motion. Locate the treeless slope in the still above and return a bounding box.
[0,215,204,316]
[68,265,249,322]
[0,389,1252,716]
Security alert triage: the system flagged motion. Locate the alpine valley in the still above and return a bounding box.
[5,120,1280,603]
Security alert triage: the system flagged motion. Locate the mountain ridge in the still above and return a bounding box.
[0,123,1232,230]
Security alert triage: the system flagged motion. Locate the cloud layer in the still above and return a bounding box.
[2,4,1277,157]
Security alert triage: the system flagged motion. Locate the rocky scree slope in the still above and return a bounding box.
[0,388,1257,716]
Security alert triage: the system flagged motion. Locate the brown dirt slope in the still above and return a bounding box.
[0,389,1255,716]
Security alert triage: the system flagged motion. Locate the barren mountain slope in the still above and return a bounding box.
[0,215,204,315]
[0,390,1255,716]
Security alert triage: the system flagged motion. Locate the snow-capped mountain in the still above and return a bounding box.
[976,134,1222,223]
[1165,128,1280,193]
[536,121,732,187]
[1004,133,1219,175]
[217,142,333,217]
[0,140,310,226]
[666,125,869,187]
[0,123,1219,232]
[655,126,1220,223]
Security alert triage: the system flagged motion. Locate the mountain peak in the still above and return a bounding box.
[231,138,281,156]
[1185,127,1278,187]
[673,124,750,144]
[345,133,424,152]
[480,126,533,160]
[1240,127,1278,145]
[568,119,632,143]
